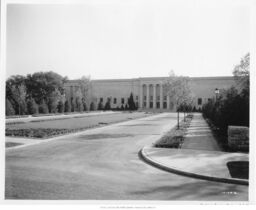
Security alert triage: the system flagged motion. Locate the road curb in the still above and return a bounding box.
[140,146,248,186]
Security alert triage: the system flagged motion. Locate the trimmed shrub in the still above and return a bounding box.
[104,101,111,110]
[90,102,95,111]
[202,87,249,136]
[75,97,83,112]
[83,102,87,111]
[97,102,103,110]
[27,98,39,114]
[71,98,75,112]
[6,99,15,116]
[64,100,71,112]
[39,100,49,114]
[128,93,136,110]
[57,100,65,113]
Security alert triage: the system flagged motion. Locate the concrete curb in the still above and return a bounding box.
[140,146,248,186]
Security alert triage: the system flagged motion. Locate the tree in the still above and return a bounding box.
[104,98,111,110]
[78,76,90,99]
[11,84,27,115]
[27,98,39,114]
[128,93,136,110]
[57,101,64,113]
[164,71,192,129]
[74,88,83,112]
[6,99,15,116]
[178,95,194,121]
[64,100,71,113]
[90,102,95,111]
[82,98,87,111]
[57,94,66,113]
[97,101,103,110]
[233,53,249,118]
[6,75,26,103]
[48,89,62,113]
[39,100,49,114]
[202,53,250,137]
[5,71,68,116]
[233,53,249,93]
[71,98,75,112]
[25,71,65,105]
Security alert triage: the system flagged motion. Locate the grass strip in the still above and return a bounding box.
[154,114,193,148]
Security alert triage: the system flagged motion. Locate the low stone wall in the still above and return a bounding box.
[228,126,249,151]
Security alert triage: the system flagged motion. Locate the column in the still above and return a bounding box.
[160,84,163,109]
[167,95,170,110]
[139,84,143,108]
[146,84,150,108]
[153,84,156,109]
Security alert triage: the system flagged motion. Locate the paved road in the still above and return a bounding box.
[5,113,248,200]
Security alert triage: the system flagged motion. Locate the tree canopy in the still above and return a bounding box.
[25,71,66,104]
[164,71,193,111]
[233,53,249,97]
[163,71,193,128]
[5,71,92,116]
[78,76,91,98]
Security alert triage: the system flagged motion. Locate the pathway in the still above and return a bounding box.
[182,113,221,151]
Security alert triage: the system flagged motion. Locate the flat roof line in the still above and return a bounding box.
[66,76,234,83]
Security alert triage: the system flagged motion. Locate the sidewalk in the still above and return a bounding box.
[140,113,249,185]
[182,113,221,151]
[141,147,248,185]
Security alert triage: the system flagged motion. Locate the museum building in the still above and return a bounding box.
[64,76,235,111]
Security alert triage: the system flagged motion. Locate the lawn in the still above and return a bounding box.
[154,114,193,148]
[6,112,152,138]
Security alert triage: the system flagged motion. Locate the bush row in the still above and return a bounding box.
[202,87,249,137]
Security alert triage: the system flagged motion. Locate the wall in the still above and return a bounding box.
[189,77,235,109]
[64,76,235,111]
[91,79,140,108]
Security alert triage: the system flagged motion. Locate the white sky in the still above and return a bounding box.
[6,0,251,80]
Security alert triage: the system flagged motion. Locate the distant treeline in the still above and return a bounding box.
[5,71,138,116]
[6,71,91,116]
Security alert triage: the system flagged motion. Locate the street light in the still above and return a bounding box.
[215,88,220,101]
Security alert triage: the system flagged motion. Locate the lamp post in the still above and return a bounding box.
[214,88,219,101]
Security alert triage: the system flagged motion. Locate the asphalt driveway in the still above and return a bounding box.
[5,113,248,201]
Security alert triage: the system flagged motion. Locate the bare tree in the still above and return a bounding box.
[233,53,249,93]
[164,71,193,129]
[78,76,90,98]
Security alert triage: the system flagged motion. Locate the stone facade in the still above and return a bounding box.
[64,76,235,111]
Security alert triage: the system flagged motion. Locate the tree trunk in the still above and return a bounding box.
[177,111,180,129]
